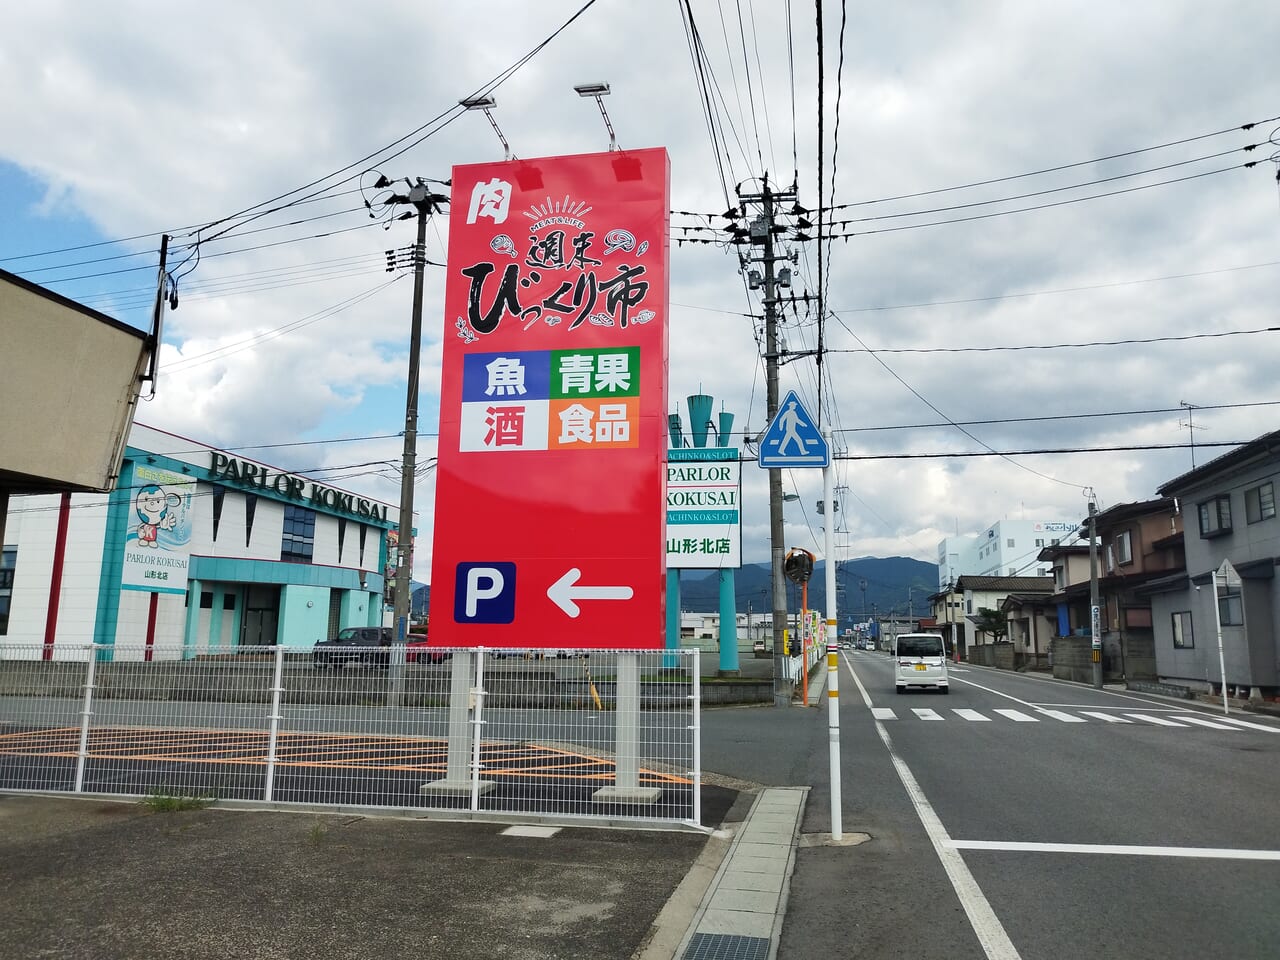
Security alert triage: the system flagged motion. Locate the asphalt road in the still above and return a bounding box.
[707,650,1280,960]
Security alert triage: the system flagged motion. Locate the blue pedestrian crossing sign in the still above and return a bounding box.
[758,391,829,468]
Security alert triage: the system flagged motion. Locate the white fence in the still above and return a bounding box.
[0,644,701,827]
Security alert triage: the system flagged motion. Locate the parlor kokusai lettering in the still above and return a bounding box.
[208,453,389,521]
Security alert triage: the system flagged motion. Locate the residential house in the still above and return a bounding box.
[929,585,967,658]
[954,574,1054,662]
[1000,591,1055,669]
[1038,542,1093,637]
[1091,498,1184,681]
[1143,430,1280,699]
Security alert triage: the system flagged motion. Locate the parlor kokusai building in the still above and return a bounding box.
[1,423,399,660]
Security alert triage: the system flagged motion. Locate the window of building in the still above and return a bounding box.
[1219,587,1243,626]
[337,517,347,562]
[1171,611,1193,648]
[1116,530,1133,565]
[1007,538,1015,548]
[1198,495,1232,538]
[281,505,316,563]
[0,547,15,635]
[200,591,213,609]
[1035,538,1044,548]
[1245,482,1275,524]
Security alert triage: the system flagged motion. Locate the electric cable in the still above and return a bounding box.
[825,112,1279,210]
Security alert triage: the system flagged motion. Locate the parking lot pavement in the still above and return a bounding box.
[0,789,743,960]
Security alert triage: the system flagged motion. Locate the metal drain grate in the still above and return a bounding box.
[682,932,770,959]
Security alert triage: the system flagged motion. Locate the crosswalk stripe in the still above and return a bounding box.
[864,705,1271,731]
[1172,715,1241,731]
[1038,709,1087,723]
[993,709,1039,722]
[1080,711,1133,723]
[1215,716,1280,733]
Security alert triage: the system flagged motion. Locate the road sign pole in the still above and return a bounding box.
[1089,497,1103,689]
[823,434,842,841]
[1213,569,1229,715]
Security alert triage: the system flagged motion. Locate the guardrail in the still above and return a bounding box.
[0,644,701,827]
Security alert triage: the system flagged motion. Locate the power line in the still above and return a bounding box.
[820,325,1278,356]
[672,258,1280,318]
[169,1,602,257]
[815,441,1247,461]
[837,400,1280,434]
[824,112,1279,211]
[162,276,404,373]
[821,162,1254,239]
[824,144,1258,227]
[674,159,1260,243]
[829,310,1088,491]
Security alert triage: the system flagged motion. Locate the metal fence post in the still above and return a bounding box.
[73,644,99,793]
[592,652,661,805]
[691,648,701,827]
[263,645,285,802]
[469,647,487,812]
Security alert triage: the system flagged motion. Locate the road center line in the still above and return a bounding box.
[948,840,1280,861]
[845,660,1023,960]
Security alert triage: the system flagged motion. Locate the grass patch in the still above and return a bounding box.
[140,790,215,812]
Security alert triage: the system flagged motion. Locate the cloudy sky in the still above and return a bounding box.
[3,1,1278,581]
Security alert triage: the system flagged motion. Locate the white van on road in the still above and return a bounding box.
[894,632,949,694]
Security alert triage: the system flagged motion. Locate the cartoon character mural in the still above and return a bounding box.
[134,484,181,548]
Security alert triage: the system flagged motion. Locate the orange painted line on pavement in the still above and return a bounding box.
[0,726,81,742]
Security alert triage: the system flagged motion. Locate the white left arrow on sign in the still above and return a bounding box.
[548,568,634,618]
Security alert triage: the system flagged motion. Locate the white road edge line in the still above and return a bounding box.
[958,661,1270,714]
[947,840,1280,861]
[845,658,1023,960]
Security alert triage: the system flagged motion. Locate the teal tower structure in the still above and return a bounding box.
[667,393,740,675]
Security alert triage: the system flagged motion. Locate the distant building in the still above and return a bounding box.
[2,423,398,660]
[937,518,1081,590]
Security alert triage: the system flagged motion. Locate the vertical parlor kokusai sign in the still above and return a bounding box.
[430,149,670,650]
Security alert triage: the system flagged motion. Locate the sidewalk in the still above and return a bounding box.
[642,788,807,960]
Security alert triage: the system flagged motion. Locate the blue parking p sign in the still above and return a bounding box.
[454,562,517,623]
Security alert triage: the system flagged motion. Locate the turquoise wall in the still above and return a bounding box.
[279,585,331,648]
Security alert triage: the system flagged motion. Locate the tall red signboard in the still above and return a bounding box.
[430,149,670,650]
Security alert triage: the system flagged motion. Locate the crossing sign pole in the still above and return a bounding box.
[822,426,843,841]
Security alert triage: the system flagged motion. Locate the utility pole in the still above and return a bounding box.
[737,174,799,706]
[1088,497,1102,689]
[392,182,446,641]
[142,233,171,400]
